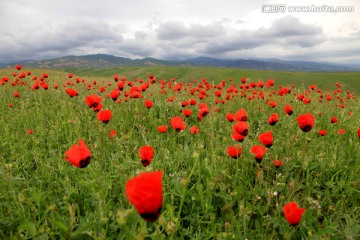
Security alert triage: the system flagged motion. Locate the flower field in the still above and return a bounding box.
[0,66,359,239]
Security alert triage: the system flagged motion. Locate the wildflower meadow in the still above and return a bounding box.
[0,66,359,239]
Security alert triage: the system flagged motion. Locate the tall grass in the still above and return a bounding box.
[0,67,359,239]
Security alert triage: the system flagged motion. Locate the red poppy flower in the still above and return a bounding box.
[190,126,200,134]
[337,129,346,135]
[231,131,245,142]
[227,145,242,159]
[86,94,102,110]
[283,202,306,226]
[170,116,186,132]
[109,130,117,138]
[68,73,74,78]
[189,99,197,105]
[233,121,249,136]
[296,113,315,132]
[271,160,282,168]
[258,132,273,148]
[145,99,153,108]
[250,145,266,163]
[331,117,338,123]
[318,130,327,136]
[303,98,311,104]
[284,105,293,115]
[309,85,316,90]
[226,113,234,122]
[157,125,168,133]
[183,109,192,117]
[13,92,20,98]
[65,88,78,97]
[27,129,34,135]
[269,101,277,108]
[268,113,279,126]
[138,146,154,167]
[110,89,120,101]
[358,128,360,139]
[125,171,163,222]
[15,64,22,70]
[97,110,112,124]
[197,105,209,121]
[64,140,91,168]
[233,108,248,122]
[42,83,49,90]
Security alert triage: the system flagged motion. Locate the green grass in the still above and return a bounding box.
[0,67,359,239]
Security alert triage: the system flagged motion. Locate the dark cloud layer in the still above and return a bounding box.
[0,14,359,64]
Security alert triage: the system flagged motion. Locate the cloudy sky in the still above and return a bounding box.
[0,0,359,65]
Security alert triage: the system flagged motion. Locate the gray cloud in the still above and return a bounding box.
[156,21,225,40]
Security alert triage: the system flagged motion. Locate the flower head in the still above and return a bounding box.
[64,140,91,168]
[97,110,112,124]
[170,116,186,132]
[227,145,242,159]
[284,105,293,115]
[125,171,163,222]
[138,146,154,167]
[250,145,266,163]
[296,113,315,132]
[283,202,306,226]
[157,125,168,133]
[268,113,279,126]
[258,132,273,148]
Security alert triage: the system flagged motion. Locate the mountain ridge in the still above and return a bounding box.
[1,54,358,72]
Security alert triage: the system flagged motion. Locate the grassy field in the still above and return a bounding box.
[0,66,359,239]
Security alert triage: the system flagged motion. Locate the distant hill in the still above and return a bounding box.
[2,54,357,72]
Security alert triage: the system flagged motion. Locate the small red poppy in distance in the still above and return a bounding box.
[284,104,293,115]
[97,110,112,124]
[225,113,234,122]
[109,130,117,138]
[358,128,360,139]
[170,116,186,132]
[268,113,279,126]
[250,145,266,163]
[318,130,327,136]
[145,99,153,108]
[27,129,34,135]
[258,132,273,148]
[337,129,346,135]
[331,117,338,123]
[271,160,282,168]
[138,146,154,167]
[157,125,168,133]
[183,109,192,117]
[190,126,200,134]
[64,140,91,168]
[227,145,242,159]
[296,113,315,132]
[65,88,78,97]
[15,64,22,70]
[125,171,163,222]
[14,92,20,98]
[283,202,306,226]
